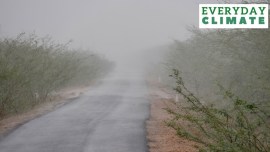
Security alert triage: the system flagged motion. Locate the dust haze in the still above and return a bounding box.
[1,1,270,151]
[0,0,214,71]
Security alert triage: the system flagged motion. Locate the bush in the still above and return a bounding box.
[167,69,270,152]
[0,33,114,117]
[143,1,270,151]
[160,9,270,151]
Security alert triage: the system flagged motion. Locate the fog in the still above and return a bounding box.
[0,0,218,70]
[0,1,269,151]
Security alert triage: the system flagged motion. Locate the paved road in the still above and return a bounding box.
[0,71,150,152]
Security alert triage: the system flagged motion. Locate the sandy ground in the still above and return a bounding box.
[147,82,199,152]
[0,86,90,136]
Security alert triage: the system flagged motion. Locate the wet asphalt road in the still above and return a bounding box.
[0,71,150,152]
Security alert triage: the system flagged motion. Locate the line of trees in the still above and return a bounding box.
[156,5,270,152]
[0,33,114,117]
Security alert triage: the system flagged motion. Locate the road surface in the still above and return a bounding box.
[0,70,150,152]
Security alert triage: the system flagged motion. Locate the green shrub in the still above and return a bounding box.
[161,25,270,152]
[167,69,270,152]
[153,1,270,151]
[0,33,114,117]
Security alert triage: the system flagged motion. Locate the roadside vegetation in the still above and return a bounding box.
[155,3,270,152]
[0,33,114,118]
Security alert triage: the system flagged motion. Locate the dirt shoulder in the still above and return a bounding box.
[0,85,91,137]
[147,82,199,152]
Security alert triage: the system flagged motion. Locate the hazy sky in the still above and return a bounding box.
[0,0,215,63]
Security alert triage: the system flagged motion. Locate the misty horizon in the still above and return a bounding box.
[0,0,219,64]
